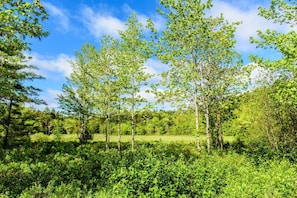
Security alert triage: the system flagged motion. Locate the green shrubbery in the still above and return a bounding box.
[0,142,296,197]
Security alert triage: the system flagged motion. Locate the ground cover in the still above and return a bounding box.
[0,141,296,197]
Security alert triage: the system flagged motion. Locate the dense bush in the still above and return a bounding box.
[0,142,296,197]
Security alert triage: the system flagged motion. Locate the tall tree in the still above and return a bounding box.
[250,0,297,153]
[250,0,297,105]
[118,13,152,150]
[58,38,122,147]
[155,0,242,152]
[87,37,120,150]
[0,0,48,147]
[57,44,96,143]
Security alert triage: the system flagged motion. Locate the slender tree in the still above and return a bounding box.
[59,38,122,148]
[156,0,242,152]
[118,13,153,150]
[88,36,120,150]
[57,44,96,143]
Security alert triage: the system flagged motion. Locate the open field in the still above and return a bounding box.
[29,133,236,143]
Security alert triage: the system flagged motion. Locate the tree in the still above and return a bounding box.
[87,37,120,150]
[118,13,153,150]
[57,44,97,143]
[0,0,48,147]
[57,82,93,143]
[39,107,55,135]
[0,0,48,60]
[58,38,122,147]
[249,0,297,154]
[233,88,280,152]
[250,0,297,106]
[155,0,242,152]
[57,44,98,143]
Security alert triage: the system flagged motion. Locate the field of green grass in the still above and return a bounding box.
[29,133,236,143]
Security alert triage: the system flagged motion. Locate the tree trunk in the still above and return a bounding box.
[194,81,201,152]
[131,93,135,151]
[80,118,85,143]
[3,98,13,148]
[117,103,121,151]
[214,112,220,150]
[131,77,136,151]
[105,113,110,150]
[205,104,210,153]
[218,115,224,150]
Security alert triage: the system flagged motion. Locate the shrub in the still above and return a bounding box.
[0,141,296,197]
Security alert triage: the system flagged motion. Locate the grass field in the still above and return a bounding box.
[30,133,236,143]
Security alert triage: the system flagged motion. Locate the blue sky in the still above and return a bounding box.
[25,0,293,109]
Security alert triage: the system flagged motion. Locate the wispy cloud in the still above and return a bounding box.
[80,3,165,39]
[37,89,62,109]
[138,89,156,103]
[80,6,126,38]
[144,58,168,84]
[26,53,73,78]
[210,0,291,52]
[46,89,62,108]
[44,2,70,31]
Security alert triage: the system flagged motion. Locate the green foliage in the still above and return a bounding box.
[0,0,48,147]
[57,14,153,148]
[0,0,48,58]
[118,13,153,150]
[0,141,296,197]
[232,89,279,147]
[153,0,244,152]
[250,0,297,106]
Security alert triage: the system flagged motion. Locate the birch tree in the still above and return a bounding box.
[88,36,120,150]
[58,83,93,143]
[57,44,95,143]
[118,13,152,150]
[156,0,242,152]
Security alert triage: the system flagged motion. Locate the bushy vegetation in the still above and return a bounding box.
[0,141,296,197]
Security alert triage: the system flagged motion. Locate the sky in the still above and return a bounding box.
[24,0,292,109]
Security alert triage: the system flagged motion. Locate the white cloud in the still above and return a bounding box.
[249,64,277,87]
[36,89,62,110]
[46,89,63,109]
[81,6,126,38]
[138,89,156,103]
[152,14,166,31]
[26,52,73,77]
[80,4,165,39]
[144,59,158,75]
[139,59,170,104]
[44,2,70,31]
[144,58,168,84]
[210,0,291,52]
[138,87,172,110]
[48,89,63,98]
[145,58,169,73]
